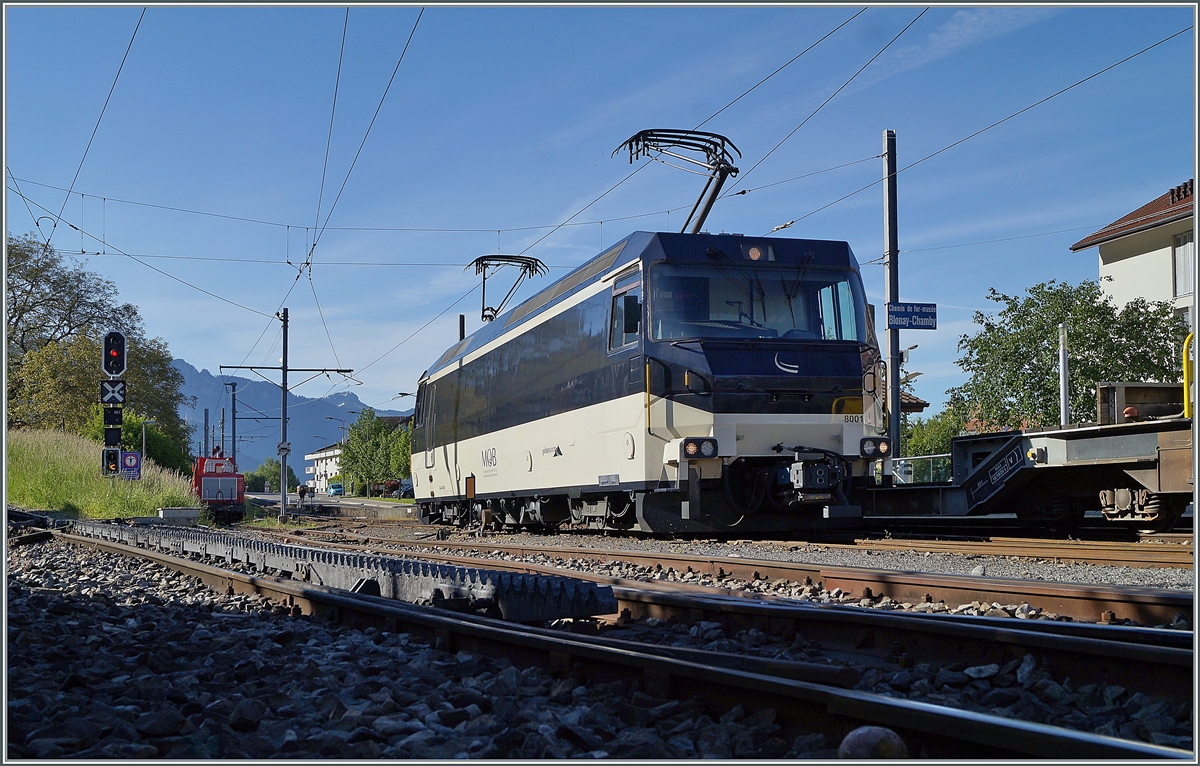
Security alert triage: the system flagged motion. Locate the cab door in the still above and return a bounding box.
[422,381,441,470]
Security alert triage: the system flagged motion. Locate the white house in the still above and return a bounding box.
[1070,179,1194,327]
[303,443,342,494]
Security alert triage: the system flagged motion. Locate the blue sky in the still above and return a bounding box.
[5,5,1196,418]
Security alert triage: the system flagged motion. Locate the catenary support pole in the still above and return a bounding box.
[883,129,901,477]
[280,308,289,518]
[228,382,237,466]
[1059,323,1070,426]
[203,409,209,457]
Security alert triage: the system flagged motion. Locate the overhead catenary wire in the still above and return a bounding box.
[313,8,350,244]
[45,8,146,251]
[6,167,46,246]
[308,10,886,382]
[306,7,424,265]
[693,7,867,130]
[298,9,353,372]
[864,223,1104,265]
[7,185,274,319]
[308,274,343,368]
[10,8,859,250]
[765,24,1194,236]
[729,8,928,194]
[724,154,881,198]
[10,152,872,237]
[10,174,681,234]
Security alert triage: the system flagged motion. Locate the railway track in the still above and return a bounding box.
[825,536,1193,569]
[276,513,1194,569]
[265,530,1193,700]
[276,529,1194,626]
[45,526,1194,758]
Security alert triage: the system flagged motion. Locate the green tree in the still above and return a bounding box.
[341,408,406,496]
[246,457,298,492]
[6,232,139,410]
[11,331,194,454]
[902,402,968,457]
[6,232,195,454]
[82,406,193,474]
[948,280,1188,430]
[390,424,412,481]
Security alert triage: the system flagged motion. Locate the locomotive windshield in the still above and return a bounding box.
[649,260,868,342]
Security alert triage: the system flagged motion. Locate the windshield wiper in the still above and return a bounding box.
[670,340,704,352]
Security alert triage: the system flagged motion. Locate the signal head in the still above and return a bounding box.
[102,330,126,376]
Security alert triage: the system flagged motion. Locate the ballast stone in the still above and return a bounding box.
[67,520,617,622]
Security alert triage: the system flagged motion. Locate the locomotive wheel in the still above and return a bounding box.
[1138,494,1187,534]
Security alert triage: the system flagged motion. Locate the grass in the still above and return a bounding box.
[239,505,320,530]
[6,429,199,518]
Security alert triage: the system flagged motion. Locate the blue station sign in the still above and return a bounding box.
[886,302,937,330]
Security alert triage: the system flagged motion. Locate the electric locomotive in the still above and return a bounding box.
[411,230,890,534]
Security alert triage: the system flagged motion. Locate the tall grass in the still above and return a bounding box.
[7,429,198,518]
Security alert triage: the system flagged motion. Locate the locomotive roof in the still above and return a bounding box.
[423,231,860,378]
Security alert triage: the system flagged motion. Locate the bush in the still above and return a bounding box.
[7,429,198,517]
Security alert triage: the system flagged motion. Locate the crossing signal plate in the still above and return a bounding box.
[100,380,126,404]
[102,330,126,376]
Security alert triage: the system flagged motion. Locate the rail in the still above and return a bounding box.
[311,535,1193,626]
[263,530,1193,703]
[49,529,1191,759]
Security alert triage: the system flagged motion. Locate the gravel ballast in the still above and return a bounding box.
[7,531,1193,758]
[6,538,838,759]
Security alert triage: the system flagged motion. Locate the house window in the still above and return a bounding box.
[1174,231,1193,298]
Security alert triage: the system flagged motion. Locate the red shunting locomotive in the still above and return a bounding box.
[191,450,246,523]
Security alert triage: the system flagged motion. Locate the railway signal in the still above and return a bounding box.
[102,330,126,377]
[101,336,127,475]
[102,448,120,476]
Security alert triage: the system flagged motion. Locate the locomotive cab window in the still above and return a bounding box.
[608,274,642,351]
[649,261,867,342]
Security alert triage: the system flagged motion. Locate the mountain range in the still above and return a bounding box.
[172,359,410,473]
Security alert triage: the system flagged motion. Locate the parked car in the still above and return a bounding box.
[389,479,414,499]
[327,483,344,497]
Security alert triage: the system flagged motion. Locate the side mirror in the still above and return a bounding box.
[623,294,641,335]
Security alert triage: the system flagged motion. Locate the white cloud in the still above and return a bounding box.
[848,7,1062,94]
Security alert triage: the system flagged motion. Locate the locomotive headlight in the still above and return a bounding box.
[681,438,719,461]
[861,437,891,457]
